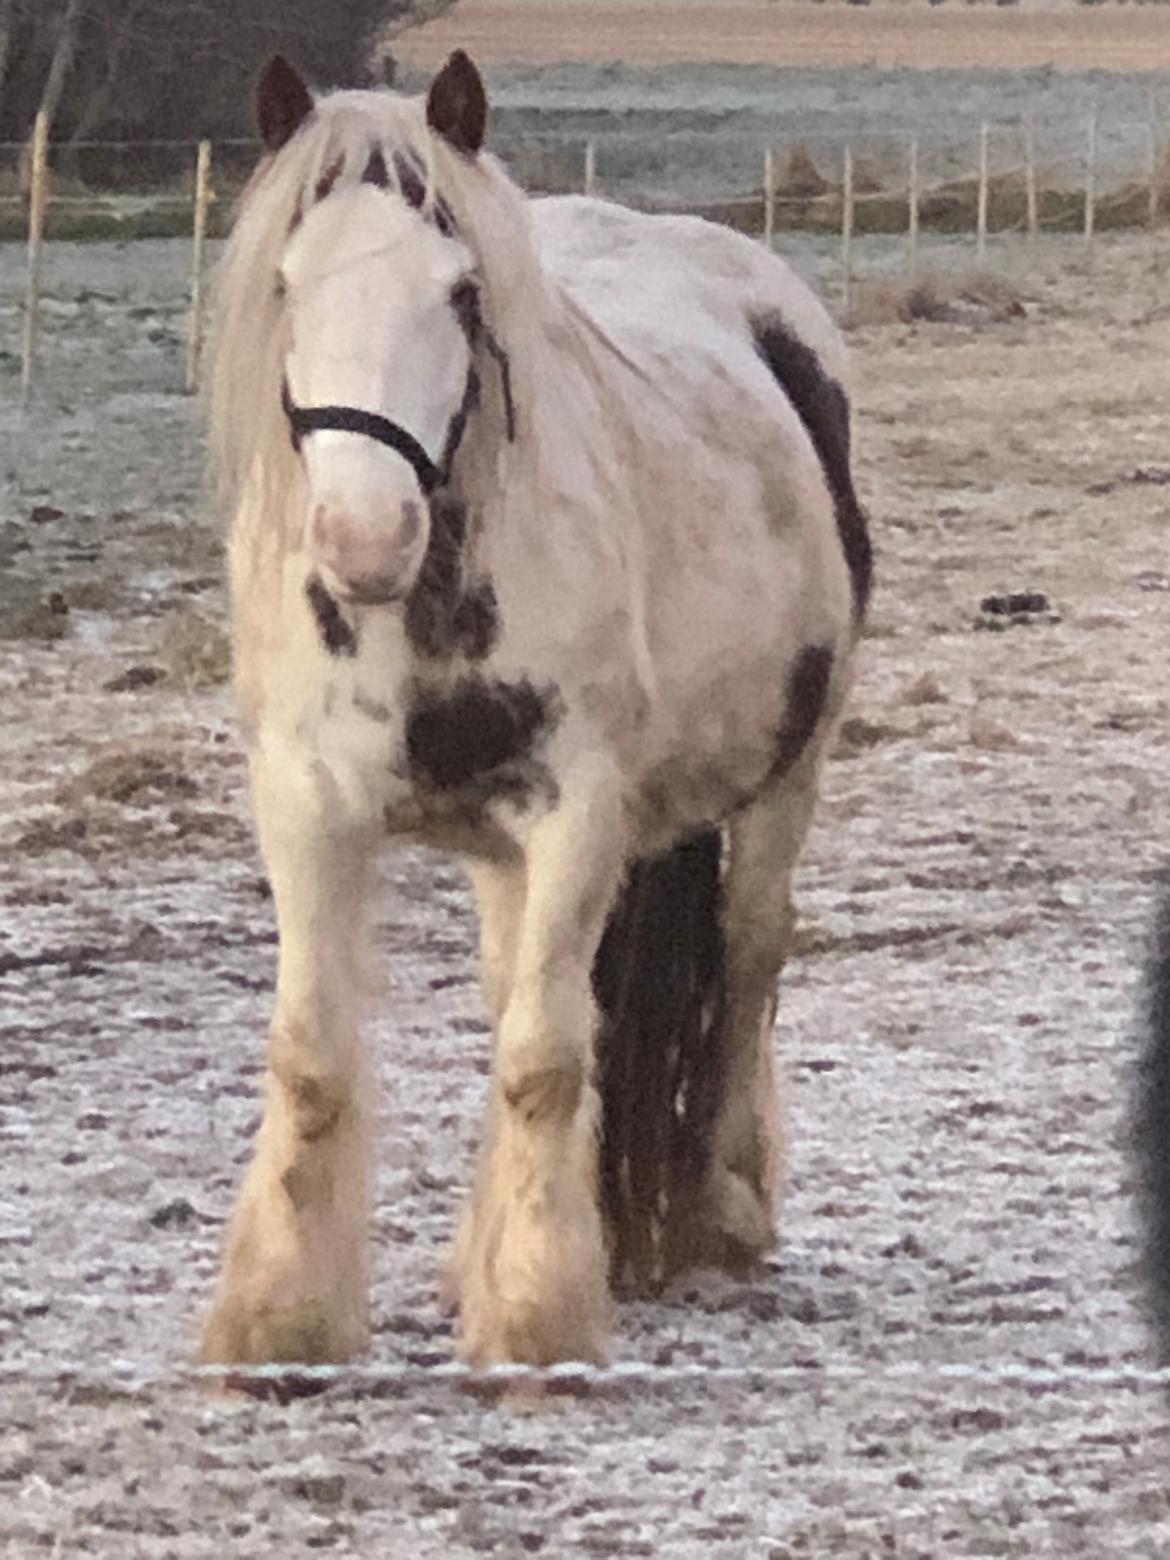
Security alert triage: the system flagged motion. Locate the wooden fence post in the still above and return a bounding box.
[977,121,989,263]
[186,138,212,394]
[1084,104,1097,253]
[763,145,775,248]
[1149,114,1161,234]
[908,136,919,278]
[20,111,50,404]
[584,139,596,197]
[1025,116,1039,253]
[842,145,854,313]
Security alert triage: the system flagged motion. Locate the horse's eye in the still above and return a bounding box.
[449,279,480,333]
[274,275,288,300]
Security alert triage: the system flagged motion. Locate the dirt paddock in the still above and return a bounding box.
[1,229,1169,1553]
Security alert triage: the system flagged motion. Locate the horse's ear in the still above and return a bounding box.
[426,50,487,156]
[257,56,314,153]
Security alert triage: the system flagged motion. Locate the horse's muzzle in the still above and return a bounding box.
[309,499,426,606]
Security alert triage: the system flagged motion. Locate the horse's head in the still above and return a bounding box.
[258,52,488,606]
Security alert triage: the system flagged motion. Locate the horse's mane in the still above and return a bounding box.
[209,88,548,545]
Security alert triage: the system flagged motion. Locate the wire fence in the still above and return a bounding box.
[4,105,1168,398]
[3,1357,1170,1395]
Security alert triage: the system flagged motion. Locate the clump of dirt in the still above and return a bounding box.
[160,609,232,688]
[833,715,909,757]
[900,672,948,707]
[2,592,70,642]
[65,579,122,613]
[847,269,1029,328]
[57,743,198,808]
[103,665,166,694]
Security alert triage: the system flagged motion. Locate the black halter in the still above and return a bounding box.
[282,380,443,495]
[281,304,515,496]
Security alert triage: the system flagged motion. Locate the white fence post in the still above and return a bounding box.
[186,138,212,394]
[977,121,989,263]
[20,111,50,403]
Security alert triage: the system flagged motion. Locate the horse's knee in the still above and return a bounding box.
[502,1058,586,1123]
[725,893,796,975]
[497,977,593,1123]
[268,1029,354,1143]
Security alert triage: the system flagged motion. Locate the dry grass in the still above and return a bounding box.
[845,269,1030,329]
[159,609,231,689]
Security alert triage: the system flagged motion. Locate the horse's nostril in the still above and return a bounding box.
[399,500,422,547]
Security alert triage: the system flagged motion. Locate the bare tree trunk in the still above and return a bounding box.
[66,1,145,169]
[17,0,80,189]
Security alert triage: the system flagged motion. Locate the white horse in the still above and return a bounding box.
[200,50,872,1370]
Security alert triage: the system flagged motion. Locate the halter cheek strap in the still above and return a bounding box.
[281,314,513,495]
[282,380,442,495]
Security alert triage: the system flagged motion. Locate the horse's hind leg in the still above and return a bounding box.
[456,763,624,1366]
[701,750,825,1272]
[200,754,375,1367]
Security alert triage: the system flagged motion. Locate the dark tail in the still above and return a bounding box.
[592,829,729,1293]
[1137,888,1170,1367]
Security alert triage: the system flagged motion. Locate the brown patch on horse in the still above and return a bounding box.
[593,829,730,1293]
[315,154,345,204]
[751,315,873,620]
[390,148,456,235]
[352,690,391,724]
[393,150,427,210]
[362,147,389,189]
[305,577,357,658]
[405,675,554,799]
[404,489,499,664]
[452,582,499,661]
[405,496,467,659]
[771,644,834,783]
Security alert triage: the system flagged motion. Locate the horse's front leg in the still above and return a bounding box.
[200,752,376,1367]
[458,764,625,1366]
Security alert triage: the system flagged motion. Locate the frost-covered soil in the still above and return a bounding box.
[1,236,1169,1556]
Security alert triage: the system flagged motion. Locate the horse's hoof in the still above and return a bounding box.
[457,1277,610,1368]
[458,1312,609,1370]
[198,1294,366,1371]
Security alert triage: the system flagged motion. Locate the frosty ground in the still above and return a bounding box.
[1,233,1169,1555]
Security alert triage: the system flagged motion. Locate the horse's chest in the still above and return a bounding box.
[274,619,561,846]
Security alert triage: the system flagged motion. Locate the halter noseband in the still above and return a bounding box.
[282,381,443,495]
[281,316,514,496]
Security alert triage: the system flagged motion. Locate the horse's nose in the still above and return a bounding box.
[310,500,425,604]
